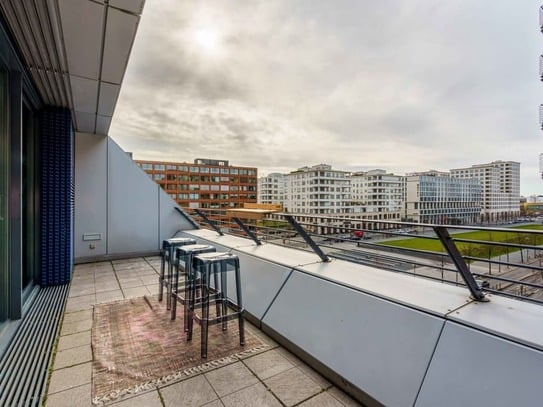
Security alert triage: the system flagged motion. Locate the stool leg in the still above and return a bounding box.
[171,254,180,320]
[187,262,196,341]
[235,264,245,346]
[221,263,228,331]
[159,248,166,301]
[201,266,210,358]
[183,255,192,331]
[166,247,174,310]
[213,263,221,321]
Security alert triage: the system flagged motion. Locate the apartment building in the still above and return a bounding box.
[349,169,404,221]
[258,173,286,205]
[136,158,257,210]
[450,161,520,222]
[284,164,351,214]
[406,171,482,224]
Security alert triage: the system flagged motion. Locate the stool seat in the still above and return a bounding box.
[188,252,245,358]
[159,237,197,309]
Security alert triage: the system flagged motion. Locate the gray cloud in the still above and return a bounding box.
[110,0,543,195]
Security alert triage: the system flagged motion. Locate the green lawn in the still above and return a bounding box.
[380,224,543,259]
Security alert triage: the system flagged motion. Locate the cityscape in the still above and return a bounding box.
[1,2,543,407]
[137,158,522,226]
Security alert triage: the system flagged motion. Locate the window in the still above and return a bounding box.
[211,167,220,173]
[153,174,165,180]
[220,168,229,174]
[154,164,165,171]
[190,166,199,173]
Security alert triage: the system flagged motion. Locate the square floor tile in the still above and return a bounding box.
[45,383,91,407]
[243,349,294,380]
[160,375,218,407]
[264,367,321,406]
[48,362,92,394]
[205,361,259,397]
[299,392,345,407]
[57,331,91,351]
[221,382,281,407]
[54,345,92,369]
[111,390,163,406]
[61,319,92,336]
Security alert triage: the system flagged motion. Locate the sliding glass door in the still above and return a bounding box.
[0,69,8,323]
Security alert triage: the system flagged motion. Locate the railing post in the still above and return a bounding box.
[285,215,330,262]
[194,209,224,236]
[433,226,487,301]
[231,217,262,245]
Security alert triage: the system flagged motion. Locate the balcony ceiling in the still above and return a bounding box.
[0,0,144,135]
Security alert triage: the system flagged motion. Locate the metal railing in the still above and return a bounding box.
[185,208,543,305]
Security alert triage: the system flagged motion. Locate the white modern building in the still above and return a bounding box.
[349,169,404,221]
[284,164,351,214]
[406,171,482,224]
[450,161,520,223]
[258,172,286,205]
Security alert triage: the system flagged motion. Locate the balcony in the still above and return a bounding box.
[44,256,358,407]
[1,1,543,406]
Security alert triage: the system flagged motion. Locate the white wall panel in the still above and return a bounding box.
[74,132,108,258]
[263,271,444,407]
[416,322,543,407]
[107,138,158,253]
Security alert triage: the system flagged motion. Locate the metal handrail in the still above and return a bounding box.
[187,208,543,305]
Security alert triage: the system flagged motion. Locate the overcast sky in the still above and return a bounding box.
[110,0,543,195]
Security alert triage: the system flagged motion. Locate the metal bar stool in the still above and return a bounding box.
[187,252,245,358]
[171,244,216,332]
[159,237,197,309]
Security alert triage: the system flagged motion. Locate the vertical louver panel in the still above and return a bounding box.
[40,107,73,286]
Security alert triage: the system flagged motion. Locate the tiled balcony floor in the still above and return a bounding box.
[44,257,362,407]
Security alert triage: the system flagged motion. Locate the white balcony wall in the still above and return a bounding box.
[74,133,194,261]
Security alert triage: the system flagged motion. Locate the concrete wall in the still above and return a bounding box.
[74,133,195,261]
[180,229,543,407]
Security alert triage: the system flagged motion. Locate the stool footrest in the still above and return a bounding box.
[190,307,244,326]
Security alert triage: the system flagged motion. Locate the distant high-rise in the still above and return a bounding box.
[405,170,481,224]
[450,161,520,223]
[348,169,404,221]
[284,164,351,214]
[258,173,285,205]
[135,158,257,210]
